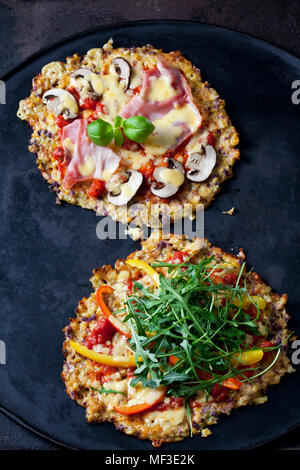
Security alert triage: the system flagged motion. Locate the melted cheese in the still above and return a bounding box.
[101,66,129,124]
[41,61,64,80]
[71,73,103,97]
[127,382,165,406]
[148,75,177,102]
[159,168,185,186]
[62,137,74,153]
[144,103,199,155]
[144,407,186,431]
[79,156,96,176]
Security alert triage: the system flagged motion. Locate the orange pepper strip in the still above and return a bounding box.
[96,286,131,338]
[222,377,242,390]
[113,402,155,415]
[209,273,225,285]
[169,355,180,365]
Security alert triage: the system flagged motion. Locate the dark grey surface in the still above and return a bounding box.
[0,0,300,451]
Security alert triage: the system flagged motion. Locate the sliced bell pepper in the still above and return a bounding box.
[113,386,166,415]
[69,340,136,367]
[231,349,264,366]
[113,402,155,415]
[222,377,242,390]
[96,286,131,338]
[232,295,266,311]
[126,259,160,287]
[169,355,180,365]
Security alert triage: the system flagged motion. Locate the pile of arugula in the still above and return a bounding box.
[123,255,282,400]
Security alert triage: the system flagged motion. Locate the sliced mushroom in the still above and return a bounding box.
[43,88,79,120]
[186,145,216,182]
[114,57,131,91]
[73,68,103,97]
[108,170,143,206]
[151,159,185,198]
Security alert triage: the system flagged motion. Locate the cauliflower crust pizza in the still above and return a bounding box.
[18,39,239,227]
[62,232,294,447]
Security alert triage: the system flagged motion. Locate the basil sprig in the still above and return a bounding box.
[87,119,114,146]
[87,115,154,147]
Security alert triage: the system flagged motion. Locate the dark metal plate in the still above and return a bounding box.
[0,20,299,450]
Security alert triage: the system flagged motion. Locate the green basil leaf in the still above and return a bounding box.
[87,119,114,146]
[114,127,124,147]
[114,115,124,128]
[123,115,155,143]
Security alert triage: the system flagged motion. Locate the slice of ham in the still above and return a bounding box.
[61,119,120,189]
[120,57,202,152]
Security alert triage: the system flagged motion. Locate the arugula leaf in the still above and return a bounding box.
[91,386,126,396]
[123,255,284,398]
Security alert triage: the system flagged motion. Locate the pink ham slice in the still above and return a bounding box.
[61,119,120,190]
[120,57,202,135]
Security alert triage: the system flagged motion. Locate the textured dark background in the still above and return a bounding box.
[0,0,299,451]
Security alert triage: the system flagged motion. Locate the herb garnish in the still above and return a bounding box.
[87,115,154,147]
[123,255,284,399]
[91,386,126,396]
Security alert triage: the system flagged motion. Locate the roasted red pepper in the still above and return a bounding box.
[88,179,106,199]
[223,273,238,286]
[210,384,228,402]
[81,97,98,110]
[207,131,215,146]
[84,318,115,349]
[55,115,70,128]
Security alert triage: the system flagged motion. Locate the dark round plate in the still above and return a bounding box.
[0,20,299,450]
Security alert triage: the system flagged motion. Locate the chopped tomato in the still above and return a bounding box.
[55,115,70,128]
[210,384,228,402]
[133,86,141,95]
[139,160,155,179]
[257,339,274,361]
[170,397,184,408]
[207,132,215,146]
[53,146,66,178]
[88,179,106,199]
[151,401,169,411]
[223,273,238,285]
[84,318,115,349]
[53,146,65,162]
[245,304,259,320]
[122,136,142,152]
[94,364,117,383]
[150,396,184,412]
[222,377,242,390]
[209,273,225,285]
[168,251,187,264]
[81,97,98,110]
[126,280,134,294]
[96,102,106,114]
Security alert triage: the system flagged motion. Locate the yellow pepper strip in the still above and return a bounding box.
[231,349,264,366]
[126,259,160,287]
[69,340,137,368]
[232,295,266,311]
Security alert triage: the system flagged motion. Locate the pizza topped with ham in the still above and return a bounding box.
[18,39,239,227]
